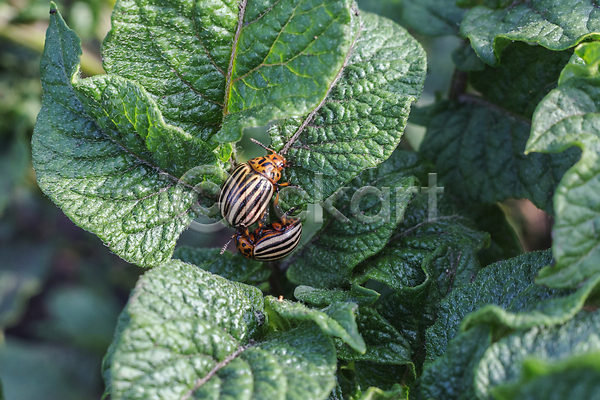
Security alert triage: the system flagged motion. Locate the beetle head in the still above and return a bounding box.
[267,153,287,170]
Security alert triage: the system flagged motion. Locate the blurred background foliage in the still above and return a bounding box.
[0,0,550,398]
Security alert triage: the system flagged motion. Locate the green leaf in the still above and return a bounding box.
[420,100,578,214]
[173,246,270,286]
[463,264,600,333]
[527,69,600,153]
[269,12,426,203]
[0,133,29,215]
[335,308,414,375]
[559,42,600,85]
[399,0,466,37]
[294,284,380,307]
[491,351,600,400]
[74,75,217,177]
[102,0,355,143]
[420,325,492,400]
[265,296,366,353]
[424,250,600,363]
[285,167,416,288]
[526,42,600,288]
[32,6,224,268]
[460,1,600,66]
[474,309,600,398]
[104,260,339,399]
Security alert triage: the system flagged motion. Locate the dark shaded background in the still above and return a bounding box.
[0,0,550,398]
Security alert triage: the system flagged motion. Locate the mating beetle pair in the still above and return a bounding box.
[218,139,301,261]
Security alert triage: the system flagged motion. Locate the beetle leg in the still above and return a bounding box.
[272,183,293,205]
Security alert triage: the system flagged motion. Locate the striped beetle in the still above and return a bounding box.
[218,139,291,228]
[234,217,302,261]
[220,207,302,261]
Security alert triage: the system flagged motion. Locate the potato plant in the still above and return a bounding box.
[28,0,600,399]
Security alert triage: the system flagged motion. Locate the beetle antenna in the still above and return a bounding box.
[220,235,234,254]
[250,138,276,154]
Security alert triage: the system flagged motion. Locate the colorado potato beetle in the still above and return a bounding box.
[218,139,291,228]
[234,217,302,261]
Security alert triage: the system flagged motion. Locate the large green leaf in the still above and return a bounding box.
[527,42,600,288]
[269,12,427,203]
[421,43,579,213]
[103,260,343,399]
[35,4,427,270]
[424,250,600,363]
[474,309,600,398]
[285,152,418,288]
[461,0,600,66]
[32,5,223,268]
[491,351,600,400]
[102,0,354,143]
